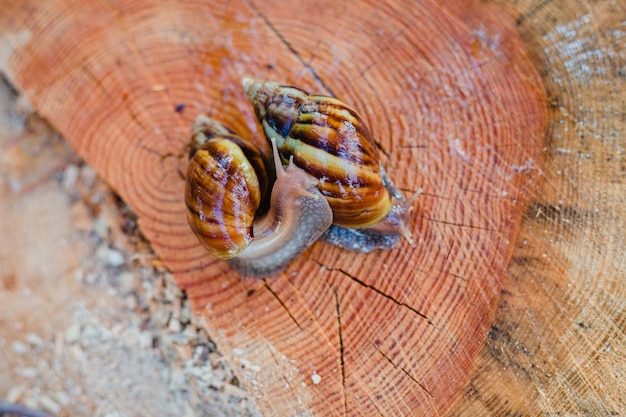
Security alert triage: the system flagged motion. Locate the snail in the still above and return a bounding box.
[185,80,420,276]
[242,78,420,253]
[185,116,333,277]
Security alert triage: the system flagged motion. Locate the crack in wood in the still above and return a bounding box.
[375,345,434,398]
[304,38,323,69]
[447,272,467,281]
[374,138,391,161]
[371,402,386,417]
[266,343,299,398]
[120,91,147,131]
[422,216,501,232]
[445,241,454,262]
[81,65,110,98]
[315,260,433,325]
[334,288,349,417]
[399,143,428,149]
[262,279,303,331]
[246,0,335,97]
[356,29,406,80]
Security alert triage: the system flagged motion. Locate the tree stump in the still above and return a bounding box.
[0,0,623,416]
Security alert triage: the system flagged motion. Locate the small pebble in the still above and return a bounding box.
[173,344,192,361]
[142,280,155,301]
[125,295,138,310]
[139,332,153,349]
[63,164,80,190]
[26,332,44,347]
[223,383,251,398]
[71,203,92,231]
[311,372,322,385]
[38,395,61,414]
[93,216,110,239]
[69,345,85,363]
[84,272,98,285]
[111,323,125,336]
[12,340,28,354]
[23,396,38,409]
[54,391,71,406]
[80,165,97,187]
[169,332,189,345]
[119,272,135,294]
[6,386,26,402]
[20,367,39,378]
[212,368,226,381]
[65,323,81,344]
[81,324,101,341]
[168,318,182,333]
[179,304,192,324]
[209,375,224,390]
[97,245,125,267]
[199,369,214,384]
[183,326,197,343]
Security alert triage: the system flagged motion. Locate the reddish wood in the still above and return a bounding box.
[0,1,548,415]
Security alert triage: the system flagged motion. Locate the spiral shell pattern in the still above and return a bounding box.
[243,79,392,228]
[185,117,269,259]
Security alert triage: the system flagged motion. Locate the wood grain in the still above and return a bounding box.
[2,0,620,416]
[450,0,626,414]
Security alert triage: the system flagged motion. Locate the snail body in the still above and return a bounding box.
[228,150,333,276]
[185,116,332,276]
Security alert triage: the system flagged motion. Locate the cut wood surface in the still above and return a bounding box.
[0,1,623,416]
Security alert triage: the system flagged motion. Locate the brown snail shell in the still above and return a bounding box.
[185,116,269,259]
[185,116,333,276]
[243,78,393,228]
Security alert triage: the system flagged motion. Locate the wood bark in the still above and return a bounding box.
[0,0,623,416]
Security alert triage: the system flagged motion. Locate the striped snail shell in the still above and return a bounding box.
[242,78,419,250]
[185,116,269,259]
[185,116,333,276]
[243,79,392,228]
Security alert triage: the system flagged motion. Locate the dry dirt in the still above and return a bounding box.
[0,76,261,417]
